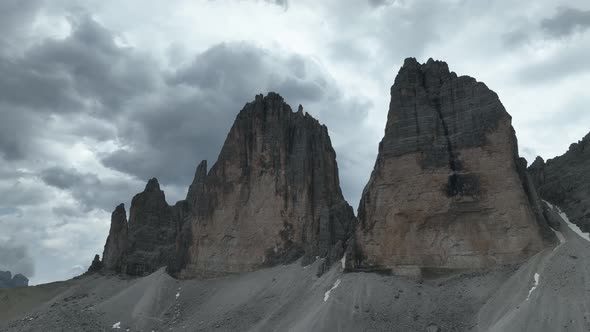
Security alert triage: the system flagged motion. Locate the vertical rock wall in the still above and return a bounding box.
[354,58,552,275]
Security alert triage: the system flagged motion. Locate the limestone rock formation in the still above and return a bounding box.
[353,58,552,275]
[87,254,103,273]
[528,133,590,232]
[96,93,353,277]
[101,204,128,272]
[174,93,355,277]
[122,178,187,276]
[0,270,28,288]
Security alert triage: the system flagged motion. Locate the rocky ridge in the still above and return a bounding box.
[92,59,557,280]
[0,271,28,289]
[96,93,355,277]
[528,132,590,232]
[351,58,554,276]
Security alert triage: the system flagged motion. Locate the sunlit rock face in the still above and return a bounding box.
[353,58,552,275]
[175,93,355,277]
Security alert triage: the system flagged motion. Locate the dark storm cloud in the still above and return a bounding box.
[40,166,88,190]
[0,12,156,115]
[0,0,43,42]
[40,166,140,212]
[101,42,357,190]
[168,43,327,105]
[0,13,157,161]
[541,7,590,37]
[0,243,35,277]
[22,15,158,112]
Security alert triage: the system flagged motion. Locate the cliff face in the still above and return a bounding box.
[528,133,590,232]
[101,204,128,272]
[353,58,551,275]
[122,179,189,276]
[97,93,354,277]
[176,93,355,277]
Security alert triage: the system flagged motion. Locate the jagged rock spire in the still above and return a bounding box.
[101,203,128,272]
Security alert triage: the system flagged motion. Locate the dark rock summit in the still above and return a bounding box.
[353,58,553,275]
[123,178,187,276]
[177,93,355,277]
[528,133,590,232]
[101,203,128,272]
[0,270,28,288]
[96,93,354,277]
[87,254,103,273]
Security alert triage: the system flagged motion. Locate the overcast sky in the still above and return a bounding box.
[1,0,589,284]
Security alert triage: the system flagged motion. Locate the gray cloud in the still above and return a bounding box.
[368,0,397,7]
[541,7,590,37]
[502,28,531,47]
[265,0,288,8]
[22,14,158,112]
[518,45,589,83]
[0,0,43,46]
[0,244,35,278]
[102,41,365,194]
[40,166,140,212]
[40,166,87,190]
[0,13,158,162]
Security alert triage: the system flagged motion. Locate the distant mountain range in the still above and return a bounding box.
[0,271,28,289]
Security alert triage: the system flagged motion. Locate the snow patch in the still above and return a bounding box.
[341,255,346,269]
[112,321,121,329]
[551,228,566,245]
[561,211,590,243]
[526,273,540,300]
[176,292,180,299]
[324,279,341,302]
[543,200,589,242]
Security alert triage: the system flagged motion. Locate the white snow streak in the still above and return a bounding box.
[545,200,590,243]
[324,279,341,302]
[112,321,121,329]
[560,211,590,243]
[341,255,346,269]
[551,228,566,244]
[526,273,540,300]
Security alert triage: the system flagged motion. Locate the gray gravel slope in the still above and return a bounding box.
[1,205,588,332]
